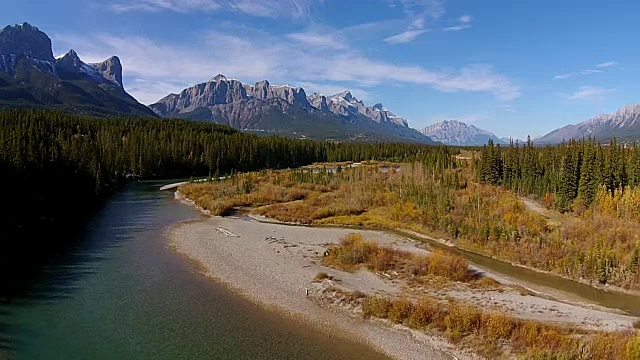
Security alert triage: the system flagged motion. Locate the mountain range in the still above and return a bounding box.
[0,23,155,117]
[5,22,640,146]
[149,75,434,143]
[420,120,510,146]
[0,22,436,143]
[536,104,640,144]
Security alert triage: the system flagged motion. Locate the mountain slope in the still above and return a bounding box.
[150,75,436,143]
[0,22,156,118]
[309,91,409,127]
[537,104,640,144]
[420,120,507,146]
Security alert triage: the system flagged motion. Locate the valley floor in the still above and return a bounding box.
[168,192,637,360]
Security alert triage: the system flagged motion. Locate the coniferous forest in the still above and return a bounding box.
[478,138,640,211]
[8,108,640,294]
[0,109,439,284]
[478,138,640,289]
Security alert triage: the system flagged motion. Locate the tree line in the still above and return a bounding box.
[0,109,446,287]
[477,138,640,288]
[478,137,640,212]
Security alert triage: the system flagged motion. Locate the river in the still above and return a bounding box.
[0,183,389,360]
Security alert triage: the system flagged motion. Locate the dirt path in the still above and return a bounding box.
[520,197,564,223]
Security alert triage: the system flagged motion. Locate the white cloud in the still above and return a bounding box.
[443,24,471,31]
[399,0,445,19]
[497,103,516,112]
[596,61,618,68]
[384,0,445,44]
[287,32,345,49]
[429,65,520,101]
[109,0,317,18]
[53,27,519,104]
[553,69,603,80]
[229,0,314,18]
[411,18,425,29]
[110,0,221,12]
[442,13,472,31]
[553,62,620,80]
[384,29,429,43]
[567,85,614,100]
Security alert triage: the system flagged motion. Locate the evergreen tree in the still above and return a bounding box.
[578,141,597,206]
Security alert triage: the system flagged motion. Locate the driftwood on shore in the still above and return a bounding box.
[216,227,239,237]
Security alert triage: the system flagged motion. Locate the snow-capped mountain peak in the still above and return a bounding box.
[537,102,640,143]
[319,91,408,127]
[420,120,507,146]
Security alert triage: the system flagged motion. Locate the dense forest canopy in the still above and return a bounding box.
[478,138,640,212]
[0,109,446,287]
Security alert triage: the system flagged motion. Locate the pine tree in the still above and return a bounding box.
[578,141,597,206]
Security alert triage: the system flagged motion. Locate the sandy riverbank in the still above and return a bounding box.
[169,215,477,359]
[168,193,638,359]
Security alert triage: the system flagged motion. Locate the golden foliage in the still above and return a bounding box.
[323,233,479,283]
[359,294,634,359]
[181,162,640,291]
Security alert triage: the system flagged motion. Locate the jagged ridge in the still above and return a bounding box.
[0,22,155,118]
[537,104,640,144]
[420,120,508,146]
[150,75,434,143]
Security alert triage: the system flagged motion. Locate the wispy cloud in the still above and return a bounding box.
[53,26,519,104]
[384,0,445,44]
[443,14,472,31]
[554,61,618,80]
[596,61,618,68]
[398,0,445,19]
[443,24,471,31]
[287,32,345,49]
[109,0,221,13]
[567,85,614,100]
[384,29,429,44]
[109,0,317,19]
[458,15,472,23]
[498,104,516,112]
[553,69,603,80]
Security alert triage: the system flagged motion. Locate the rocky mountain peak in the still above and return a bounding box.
[91,56,123,88]
[330,90,354,102]
[372,103,384,110]
[213,74,228,82]
[57,49,82,66]
[308,92,329,112]
[0,22,54,62]
[421,120,506,146]
[537,102,640,143]
[249,80,271,101]
[614,104,640,118]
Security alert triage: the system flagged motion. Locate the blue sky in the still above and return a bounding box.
[3,0,640,138]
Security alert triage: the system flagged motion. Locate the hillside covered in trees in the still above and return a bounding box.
[180,138,640,293]
[0,109,442,290]
[477,138,640,289]
[478,138,640,212]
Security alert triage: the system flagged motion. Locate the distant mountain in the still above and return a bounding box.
[536,104,640,144]
[309,91,408,127]
[0,22,156,117]
[150,75,436,143]
[420,120,508,146]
